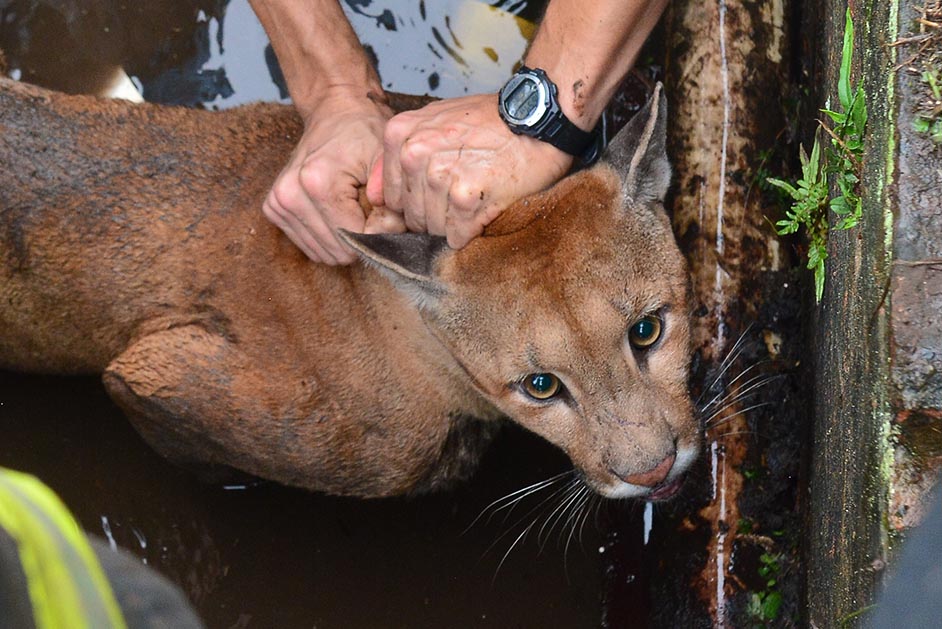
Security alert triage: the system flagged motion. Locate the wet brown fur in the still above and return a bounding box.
[0,78,698,498]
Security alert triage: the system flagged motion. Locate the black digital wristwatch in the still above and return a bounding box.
[497,66,605,166]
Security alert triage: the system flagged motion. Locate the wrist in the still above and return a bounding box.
[299,83,392,127]
[520,59,606,132]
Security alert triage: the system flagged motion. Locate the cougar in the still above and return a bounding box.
[0,77,697,500]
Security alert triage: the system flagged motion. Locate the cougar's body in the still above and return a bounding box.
[0,78,699,499]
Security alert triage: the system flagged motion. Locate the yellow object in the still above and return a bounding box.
[0,468,127,629]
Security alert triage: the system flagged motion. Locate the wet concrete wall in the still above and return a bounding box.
[806,0,942,626]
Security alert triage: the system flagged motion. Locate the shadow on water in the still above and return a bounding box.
[0,1,656,626]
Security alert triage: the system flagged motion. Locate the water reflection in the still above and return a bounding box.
[0,0,540,107]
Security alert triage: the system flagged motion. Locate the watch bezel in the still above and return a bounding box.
[499,70,551,129]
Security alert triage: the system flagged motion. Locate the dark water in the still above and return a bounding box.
[0,1,654,627]
[0,371,613,628]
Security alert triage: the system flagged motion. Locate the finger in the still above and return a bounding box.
[296,163,369,265]
[445,198,494,249]
[281,207,340,265]
[263,197,332,263]
[424,156,452,237]
[444,216,486,249]
[365,154,385,208]
[381,114,412,212]
[268,166,337,260]
[398,134,435,233]
[364,206,408,234]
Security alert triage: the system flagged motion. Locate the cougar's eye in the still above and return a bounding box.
[523,373,563,400]
[629,315,662,349]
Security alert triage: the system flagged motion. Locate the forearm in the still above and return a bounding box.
[248,0,385,121]
[525,0,668,130]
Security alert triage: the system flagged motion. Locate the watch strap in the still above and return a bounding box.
[501,66,606,166]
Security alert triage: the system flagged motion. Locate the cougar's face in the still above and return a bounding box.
[433,168,699,500]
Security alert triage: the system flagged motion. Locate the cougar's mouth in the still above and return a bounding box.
[645,474,686,502]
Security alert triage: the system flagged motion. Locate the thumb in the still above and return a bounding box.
[366,154,385,207]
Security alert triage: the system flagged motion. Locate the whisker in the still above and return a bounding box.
[563,489,593,558]
[696,324,754,405]
[488,478,584,581]
[493,521,539,582]
[705,402,776,431]
[463,469,573,534]
[699,360,775,415]
[562,489,592,581]
[701,387,771,427]
[701,374,782,426]
[577,492,597,549]
[558,485,591,548]
[537,479,585,551]
[483,477,577,560]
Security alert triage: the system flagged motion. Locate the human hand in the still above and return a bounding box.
[262,89,405,264]
[365,93,574,249]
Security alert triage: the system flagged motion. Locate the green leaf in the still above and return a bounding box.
[830,195,850,215]
[923,69,942,100]
[814,259,825,303]
[809,137,823,178]
[836,214,858,230]
[761,591,783,621]
[932,120,942,144]
[913,117,932,133]
[839,8,855,112]
[822,109,847,125]
[767,177,799,198]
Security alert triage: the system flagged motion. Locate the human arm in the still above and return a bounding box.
[367,0,669,248]
[248,0,405,264]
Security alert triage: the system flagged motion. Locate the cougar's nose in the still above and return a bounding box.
[621,453,676,487]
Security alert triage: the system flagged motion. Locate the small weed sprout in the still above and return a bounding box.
[746,552,784,624]
[896,2,942,143]
[767,9,867,303]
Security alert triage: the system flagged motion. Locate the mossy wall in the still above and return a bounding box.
[807,0,942,626]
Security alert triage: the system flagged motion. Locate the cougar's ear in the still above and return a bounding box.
[604,82,670,206]
[338,230,448,308]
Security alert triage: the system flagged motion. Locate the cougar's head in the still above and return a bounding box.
[343,85,698,500]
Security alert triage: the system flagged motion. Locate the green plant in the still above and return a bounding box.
[746,552,784,624]
[913,68,942,143]
[768,9,867,302]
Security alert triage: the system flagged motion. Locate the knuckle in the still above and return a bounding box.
[384,112,416,141]
[399,137,429,173]
[297,160,333,201]
[449,182,484,213]
[403,210,426,232]
[270,177,304,213]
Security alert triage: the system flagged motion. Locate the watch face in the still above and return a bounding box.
[501,73,547,127]
[506,79,539,119]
